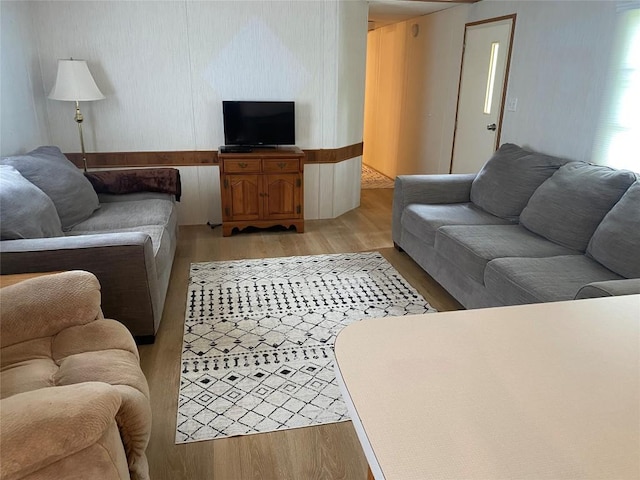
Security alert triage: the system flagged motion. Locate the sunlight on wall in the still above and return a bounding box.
[362,24,407,179]
[593,7,640,172]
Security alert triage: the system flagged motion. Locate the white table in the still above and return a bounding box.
[334,296,640,480]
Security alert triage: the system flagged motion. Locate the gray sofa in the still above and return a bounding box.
[0,146,178,341]
[392,143,640,309]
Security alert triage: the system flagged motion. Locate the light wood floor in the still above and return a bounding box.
[138,188,462,480]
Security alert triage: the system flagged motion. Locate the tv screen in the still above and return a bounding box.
[223,101,295,146]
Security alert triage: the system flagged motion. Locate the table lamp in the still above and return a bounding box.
[48,59,105,172]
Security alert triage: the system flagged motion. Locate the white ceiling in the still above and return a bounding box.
[368,0,466,29]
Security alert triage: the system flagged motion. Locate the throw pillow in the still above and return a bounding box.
[586,181,640,278]
[470,143,570,220]
[1,146,100,230]
[0,165,64,240]
[520,162,637,252]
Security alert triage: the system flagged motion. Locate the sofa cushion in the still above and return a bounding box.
[520,162,637,251]
[470,144,570,220]
[401,203,511,247]
[67,225,169,261]
[435,225,579,284]
[586,181,640,278]
[0,165,64,240]
[484,255,623,305]
[1,146,100,230]
[68,198,175,232]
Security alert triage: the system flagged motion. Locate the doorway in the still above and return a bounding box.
[450,15,516,174]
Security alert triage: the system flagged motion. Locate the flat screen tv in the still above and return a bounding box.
[223,101,295,147]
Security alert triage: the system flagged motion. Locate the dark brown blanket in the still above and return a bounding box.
[85,168,181,201]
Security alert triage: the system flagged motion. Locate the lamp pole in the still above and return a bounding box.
[74,100,88,172]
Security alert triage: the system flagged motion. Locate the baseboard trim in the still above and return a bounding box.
[65,142,364,169]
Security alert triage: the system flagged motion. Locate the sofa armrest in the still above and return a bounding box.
[394,174,476,205]
[0,271,102,348]
[392,173,476,245]
[0,383,122,480]
[0,233,159,338]
[575,278,640,299]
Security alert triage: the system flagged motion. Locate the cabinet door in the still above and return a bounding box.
[223,174,261,220]
[263,174,302,219]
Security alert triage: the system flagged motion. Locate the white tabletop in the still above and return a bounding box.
[334,296,640,480]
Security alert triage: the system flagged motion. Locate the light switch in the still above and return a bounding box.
[506,97,518,112]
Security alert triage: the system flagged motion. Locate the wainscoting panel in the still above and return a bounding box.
[173,166,222,226]
[318,163,336,219]
[303,163,320,220]
[174,167,202,226]
[197,165,223,226]
[175,163,359,224]
[332,156,362,218]
[76,145,364,223]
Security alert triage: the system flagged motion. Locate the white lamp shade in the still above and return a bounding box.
[48,59,105,101]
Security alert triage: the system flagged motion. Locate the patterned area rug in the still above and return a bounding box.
[361,163,395,189]
[176,252,435,443]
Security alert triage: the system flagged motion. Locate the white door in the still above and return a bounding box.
[451,17,514,174]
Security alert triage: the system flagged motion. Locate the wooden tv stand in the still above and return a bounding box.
[219,147,304,237]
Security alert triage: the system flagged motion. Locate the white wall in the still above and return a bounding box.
[364,0,620,178]
[6,0,368,224]
[482,1,618,162]
[298,0,368,220]
[29,0,331,153]
[0,1,49,156]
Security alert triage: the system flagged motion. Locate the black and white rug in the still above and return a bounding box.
[176,252,435,443]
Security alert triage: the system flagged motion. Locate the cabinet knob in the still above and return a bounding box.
[238,162,248,168]
[277,162,287,170]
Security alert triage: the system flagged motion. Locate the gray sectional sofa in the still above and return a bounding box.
[0,146,178,341]
[392,144,640,309]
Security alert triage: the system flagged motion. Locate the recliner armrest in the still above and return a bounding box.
[0,271,102,348]
[0,383,122,480]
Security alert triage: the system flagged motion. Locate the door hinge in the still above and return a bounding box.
[223,178,228,188]
[224,207,230,216]
[296,178,301,188]
[296,205,301,214]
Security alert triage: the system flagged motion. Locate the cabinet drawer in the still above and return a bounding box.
[263,159,300,173]
[223,159,262,173]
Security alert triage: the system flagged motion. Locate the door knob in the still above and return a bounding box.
[486,123,497,131]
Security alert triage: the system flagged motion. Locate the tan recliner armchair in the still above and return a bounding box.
[0,271,151,480]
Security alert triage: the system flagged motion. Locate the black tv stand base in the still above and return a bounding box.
[220,145,253,153]
[220,145,284,153]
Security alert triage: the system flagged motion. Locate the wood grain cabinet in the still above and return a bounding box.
[219,147,304,236]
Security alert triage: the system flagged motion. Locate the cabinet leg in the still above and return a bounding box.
[367,465,375,480]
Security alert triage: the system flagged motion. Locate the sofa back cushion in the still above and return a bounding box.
[1,146,99,230]
[0,165,64,240]
[586,180,640,278]
[520,162,637,251]
[470,143,570,220]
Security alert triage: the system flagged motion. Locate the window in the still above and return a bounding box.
[483,42,500,115]
[593,6,640,171]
